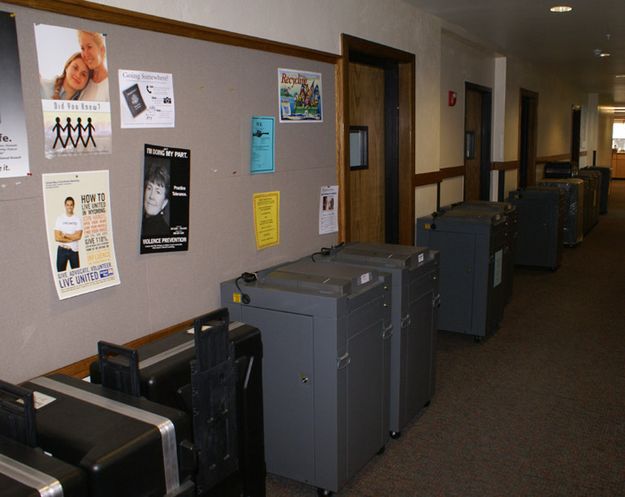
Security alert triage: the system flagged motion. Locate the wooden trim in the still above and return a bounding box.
[535,153,570,165]
[414,171,442,187]
[342,34,414,63]
[3,0,339,63]
[336,59,348,242]
[492,160,519,171]
[48,318,196,379]
[413,165,465,187]
[440,165,465,180]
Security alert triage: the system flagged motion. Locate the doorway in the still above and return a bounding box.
[518,89,538,188]
[463,83,492,201]
[339,35,415,244]
[571,106,581,168]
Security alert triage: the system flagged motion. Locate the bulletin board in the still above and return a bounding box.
[0,1,338,382]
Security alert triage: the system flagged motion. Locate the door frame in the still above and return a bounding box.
[464,82,493,201]
[338,34,415,244]
[518,88,539,188]
[571,105,582,168]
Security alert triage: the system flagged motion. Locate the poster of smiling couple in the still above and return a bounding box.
[34,23,112,158]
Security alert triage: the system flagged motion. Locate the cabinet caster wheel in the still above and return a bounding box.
[473,335,482,343]
[424,400,431,407]
[317,488,333,496]
[377,445,386,455]
[390,431,401,439]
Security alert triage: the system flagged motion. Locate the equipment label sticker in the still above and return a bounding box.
[493,249,503,287]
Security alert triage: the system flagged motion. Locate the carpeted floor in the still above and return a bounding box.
[266,181,625,497]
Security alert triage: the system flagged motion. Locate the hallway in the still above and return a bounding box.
[268,182,625,497]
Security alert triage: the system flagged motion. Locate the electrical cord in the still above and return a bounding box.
[235,272,257,304]
[311,242,345,262]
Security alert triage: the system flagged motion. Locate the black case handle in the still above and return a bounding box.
[0,379,37,447]
[193,308,230,371]
[97,341,141,397]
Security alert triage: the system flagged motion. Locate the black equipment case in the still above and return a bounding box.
[0,381,87,497]
[538,178,584,246]
[543,161,578,178]
[89,309,266,497]
[20,374,194,497]
[0,434,87,497]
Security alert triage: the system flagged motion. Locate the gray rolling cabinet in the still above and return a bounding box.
[448,201,517,306]
[577,169,601,233]
[416,209,507,340]
[315,242,440,439]
[220,258,391,495]
[583,166,611,214]
[539,178,584,246]
[508,186,565,270]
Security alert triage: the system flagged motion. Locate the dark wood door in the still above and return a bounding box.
[348,62,385,242]
[464,87,482,201]
[519,89,538,187]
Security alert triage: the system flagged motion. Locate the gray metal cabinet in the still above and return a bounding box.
[508,187,565,269]
[317,242,439,437]
[416,210,506,339]
[221,259,391,494]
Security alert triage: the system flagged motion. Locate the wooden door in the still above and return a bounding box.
[464,87,482,201]
[348,62,385,242]
[519,89,538,187]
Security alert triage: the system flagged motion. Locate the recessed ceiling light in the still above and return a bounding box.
[616,75,625,78]
[550,5,573,13]
[600,52,611,58]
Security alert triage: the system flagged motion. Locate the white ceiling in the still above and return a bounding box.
[403,0,625,104]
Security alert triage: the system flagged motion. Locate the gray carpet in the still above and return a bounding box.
[266,181,625,497]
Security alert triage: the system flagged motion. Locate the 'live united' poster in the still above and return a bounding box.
[43,170,120,300]
[34,23,112,158]
[140,144,190,254]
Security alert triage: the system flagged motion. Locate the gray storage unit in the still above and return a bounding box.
[416,209,507,339]
[221,259,391,495]
[444,201,517,306]
[539,178,584,246]
[508,187,565,270]
[316,242,439,438]
[583,166,611,214]
[577,169,601,233]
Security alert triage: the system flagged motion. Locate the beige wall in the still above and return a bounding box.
[439,31,496,169]
[92,0,442,177]
[597,111,615,168]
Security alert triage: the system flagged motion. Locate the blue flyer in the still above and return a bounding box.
[250,116,275,174]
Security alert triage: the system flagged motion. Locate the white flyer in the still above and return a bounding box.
[319,185,338,235]
[119,70,175,128]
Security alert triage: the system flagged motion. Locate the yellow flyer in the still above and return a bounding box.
[253,191,280,250]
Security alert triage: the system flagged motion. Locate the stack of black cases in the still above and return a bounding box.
[577,169,601,232]
[445,201,517,305]
[89,316,266,497]
[0,433,87,497]
[583,166,611,214]
[416,208,507,340]
[221,258,391,495]
[543,161,578,178]
[316,242,440,438]
[539,178,584,246]
[20,374,194,497]
[508,187,565,270]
